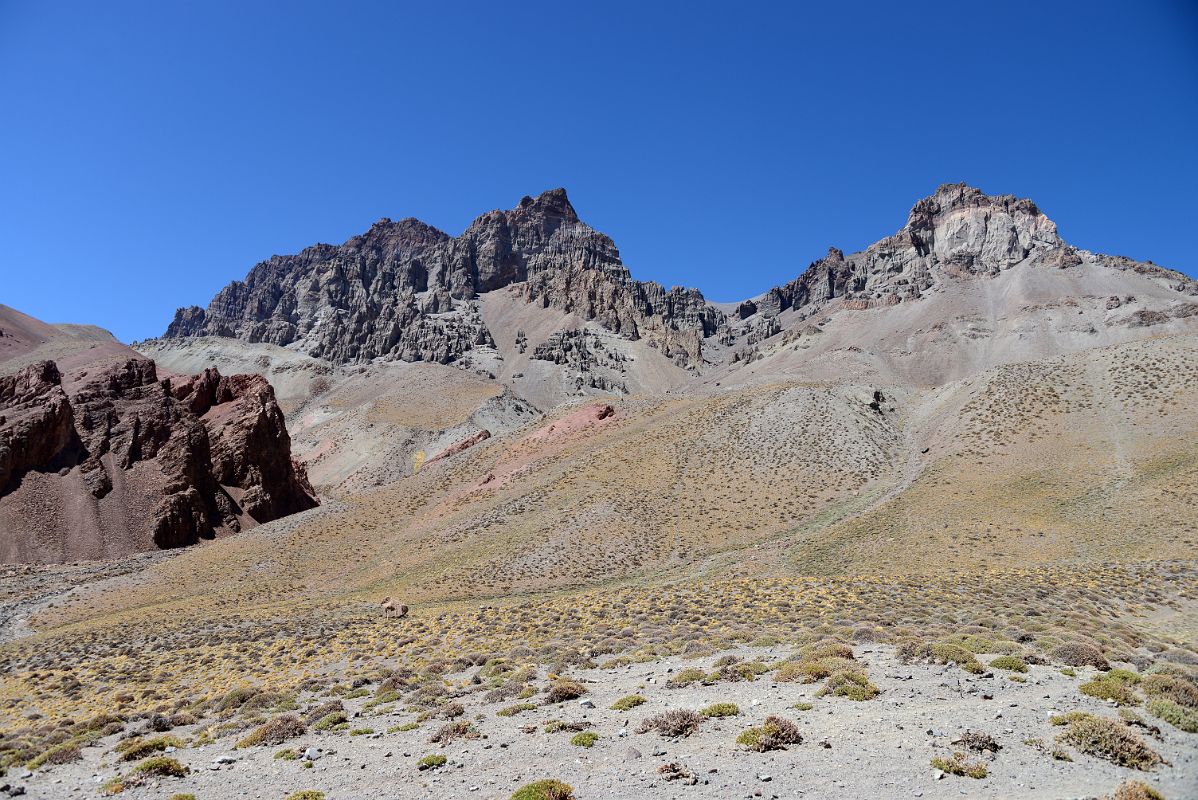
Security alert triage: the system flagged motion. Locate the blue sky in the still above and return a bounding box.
[2,1,1196,343]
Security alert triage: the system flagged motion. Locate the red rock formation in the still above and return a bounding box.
[184,371,318,522]
[0,361,79,495]
[427,429,492,464]
[0,357,318,562]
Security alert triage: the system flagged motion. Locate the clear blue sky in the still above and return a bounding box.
[2,1,1196,343]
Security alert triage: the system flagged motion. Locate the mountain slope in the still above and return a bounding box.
[141,184,1198,505]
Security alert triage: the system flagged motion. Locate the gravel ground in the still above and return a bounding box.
[8,644,1197,800]
[0,553,176,643]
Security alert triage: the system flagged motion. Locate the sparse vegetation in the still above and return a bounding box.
[990,655,1027,672]
[931,751,988,778]
[952,730,1000,754]
[237,713,306,748]
[1054,713,1164,770]
[543,680,586,704]
[637,709,703,738]
[569,731,598,747]
[701,702,740,718]
[610,694,646,711]
[430,720,477,744]
[737,715,802,752]
[1081,671,1141,706]
[1110,780,1166,800]
[510,780,575,800]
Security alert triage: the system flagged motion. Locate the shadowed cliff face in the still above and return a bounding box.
[163,184,1196,372]
[0,357,317,562]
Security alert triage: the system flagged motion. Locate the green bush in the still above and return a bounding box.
[1081,674,1140,706]
[701,702,740,718]
[388,722,420,733]
[610,694,646,711]
[569,731,599,747]
[928,642,984,674]
[989,655,1027,673]
[820,669,879,700]
[666,668,709,688]
[116,735,183,762]
[1055,713,1163,770]
[417,753,447,770]
[131,756,188,778]
[312,711,348,731]
[510,779,575,800]
[736,715,801,751]
[1146,697,1198,733]
[497,702,537,717]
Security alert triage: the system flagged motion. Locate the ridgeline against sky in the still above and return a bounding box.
[1,1,1196,342]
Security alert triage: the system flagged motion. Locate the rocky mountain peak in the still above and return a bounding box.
[163,188,630,363]
[517,187,578,221]
[909,182,1044,225]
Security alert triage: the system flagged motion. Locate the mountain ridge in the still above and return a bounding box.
[162,183,1197,371]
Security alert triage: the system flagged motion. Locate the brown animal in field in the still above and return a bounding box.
[380,597,409,618]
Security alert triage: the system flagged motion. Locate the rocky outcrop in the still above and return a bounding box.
[750,184,1196,324]
[521,268,722,367]
[165,189,621,364]
[756,185,1063,319]
[0,361,79,495]
[165,188,726,368]
[173,369,317,524]
[426,430,492,465]
[1123,302,1198,328]
[529,329,631,394]
[0,356,317,559]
